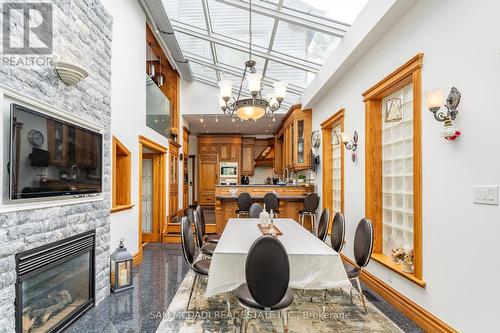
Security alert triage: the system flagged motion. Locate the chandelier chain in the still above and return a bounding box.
[249,0,252,61]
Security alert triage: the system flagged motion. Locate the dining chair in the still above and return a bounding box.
[331,212,346,253]
[263,192,280,215]
[196,205,220,244]
[180,216,211,311]
[298,193,319,232]
[235,192,252,218]
[193,207,217,258]
[316,208,330,242]
[343,218,374,314]
[248,203,263,218]
[236,235,293,333]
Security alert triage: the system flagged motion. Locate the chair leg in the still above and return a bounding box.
[281,309,289,333]
[355,277,368,314]
[187,274,198,311]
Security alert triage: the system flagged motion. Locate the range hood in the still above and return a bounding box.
[254,144,275,167]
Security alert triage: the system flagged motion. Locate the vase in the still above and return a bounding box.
[402,263,414,273]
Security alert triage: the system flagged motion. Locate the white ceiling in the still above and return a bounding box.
[184,113,285,135]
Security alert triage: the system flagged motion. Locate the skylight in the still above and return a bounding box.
[162,0,367,107]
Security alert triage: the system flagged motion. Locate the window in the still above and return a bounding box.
[363,54,424,287]
[112,136,132,213]
[321,109,345,233]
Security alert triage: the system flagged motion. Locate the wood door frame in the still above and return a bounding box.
[189,154,196,205]
[138,136,167,254]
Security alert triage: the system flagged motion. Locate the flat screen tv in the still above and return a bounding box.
[9,103,102,200]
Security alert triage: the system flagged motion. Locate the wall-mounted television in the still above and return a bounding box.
[9,103,102,200]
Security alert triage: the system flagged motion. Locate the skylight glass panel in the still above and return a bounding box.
[162,0,207,30]
[273,21,341,65]
[175,32,213,60]
[215,44,266,73]
[284,0,368,25]
[208,0,275,48]
[266,60,312,89]
[190,62,218,81]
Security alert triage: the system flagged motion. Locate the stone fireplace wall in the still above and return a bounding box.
[0,1,112,332]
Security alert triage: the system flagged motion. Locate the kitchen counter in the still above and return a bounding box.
[214,184,316,233]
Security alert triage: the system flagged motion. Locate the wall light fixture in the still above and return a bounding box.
[425,87,462,140]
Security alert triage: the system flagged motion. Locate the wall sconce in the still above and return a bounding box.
[54,61,88,86]
[425,87,462,140]
[332,129,358,162]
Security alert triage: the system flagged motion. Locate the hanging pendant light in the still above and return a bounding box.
[217,0,287,121]
[157,56,164,87]
[148,42,155,78]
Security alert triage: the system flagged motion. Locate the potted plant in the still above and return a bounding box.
[391,246,405,264]
[403,250,414,273]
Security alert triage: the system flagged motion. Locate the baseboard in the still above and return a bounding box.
[133,250,143,266]
[341,254,458,333]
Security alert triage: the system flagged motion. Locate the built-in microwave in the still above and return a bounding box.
[220,162,238,177]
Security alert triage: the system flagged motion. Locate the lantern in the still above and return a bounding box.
[110,238,134,293]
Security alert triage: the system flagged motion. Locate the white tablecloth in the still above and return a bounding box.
[205,218,351,297]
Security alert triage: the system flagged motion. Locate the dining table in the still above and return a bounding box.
[205,218,351,297]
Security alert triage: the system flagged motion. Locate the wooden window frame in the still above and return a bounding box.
[111,136,133,213]
[363,54,425,288]
[321,109,345,234]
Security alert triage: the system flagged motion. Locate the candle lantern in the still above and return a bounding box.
[110,238,134,293]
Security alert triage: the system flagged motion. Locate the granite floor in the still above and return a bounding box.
[68,242,424,333]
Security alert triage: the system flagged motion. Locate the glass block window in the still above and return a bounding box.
[332,124,342,213]
[381,83,414,256]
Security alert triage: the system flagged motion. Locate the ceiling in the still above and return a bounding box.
[184,113,286,135]
[160,0,368,108]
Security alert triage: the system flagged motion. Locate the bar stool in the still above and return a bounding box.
[235,192,252,218]
[263,192,280,215]
[298,193,319,232]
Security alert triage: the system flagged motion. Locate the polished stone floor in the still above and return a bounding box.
[69,242,423,333]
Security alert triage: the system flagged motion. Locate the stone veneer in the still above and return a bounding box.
[0,1,112,332]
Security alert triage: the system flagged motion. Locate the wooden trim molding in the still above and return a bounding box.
[321,109,345,234]
[364,53,424,285]
[110,204,134,213]
[133,250,143,266]
[112,136,131,210]
[341,254,457,333]
[139,135,168,153]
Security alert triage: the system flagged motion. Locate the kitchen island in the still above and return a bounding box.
[214,185,315,233]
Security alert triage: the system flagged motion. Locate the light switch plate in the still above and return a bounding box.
[473,186,499,205]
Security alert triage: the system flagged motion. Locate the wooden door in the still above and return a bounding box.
[142,154,162,243]
[199,154,219,206]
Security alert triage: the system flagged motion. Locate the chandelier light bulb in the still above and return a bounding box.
[425,88,445,111]
[273,81,288,101]
[246,73,262,95]
[218,80,233,100]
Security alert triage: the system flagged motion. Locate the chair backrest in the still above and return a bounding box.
[353,218,374,268]
[317,208,330,242]
[303,193,319,212]
[180,216,195,265]
[245,235,290,307]
[195,205,206,235]
[193,208,204,249]
[248,203,263,218]
[263,192,279,211]
[237,192,252,211]
[331,212,346,253]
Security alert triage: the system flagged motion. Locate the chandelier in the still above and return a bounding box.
[217,0,287,121]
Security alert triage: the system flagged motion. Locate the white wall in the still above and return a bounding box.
[101,0,171,255]
[180,80,220,115]
[310,0,500,331]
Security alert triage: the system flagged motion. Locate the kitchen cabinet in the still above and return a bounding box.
[274,134,283,174]
[276,104,312,171]
[199,153,219,205]
[240,137,254,176]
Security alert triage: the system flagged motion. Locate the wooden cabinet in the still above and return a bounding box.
[276,104,312,171]
[240,137,254,176]
[199,153,219,205]
[274,134,283,174]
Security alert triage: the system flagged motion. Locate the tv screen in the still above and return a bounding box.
[9,103,102,200]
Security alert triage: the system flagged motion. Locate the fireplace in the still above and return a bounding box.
[15,231,95,333]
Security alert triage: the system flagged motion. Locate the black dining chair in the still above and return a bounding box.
[316,208,330,242]
[343,218,374,314]
[298,193,319,232]
[331,212,346,253]
[248,203,263,218]
[196,205,220,244]
[193,207,217,258]
[236,235,293,333]
[236,192,252,218]
[263,192,280,215]
[180,216,211,311]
